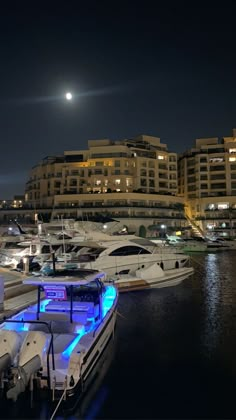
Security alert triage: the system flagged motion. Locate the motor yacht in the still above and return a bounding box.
[37,236,191,278]
[150,235,230,253]
[0,268,118,412]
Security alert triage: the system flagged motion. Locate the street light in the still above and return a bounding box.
[160,224,166,240]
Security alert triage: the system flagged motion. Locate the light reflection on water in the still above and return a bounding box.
[190,251,236,372]
[202,253,221,354]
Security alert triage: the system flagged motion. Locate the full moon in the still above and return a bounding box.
[65,92,72,100]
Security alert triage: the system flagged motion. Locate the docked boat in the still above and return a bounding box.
[37,237,191,278]
[109,262,194,292]
[180,238,230,252]
[150,236,230,253]
[206,237,236,250]
[0,268,118,412]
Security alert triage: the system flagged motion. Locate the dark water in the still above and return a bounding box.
[2,251,236,419]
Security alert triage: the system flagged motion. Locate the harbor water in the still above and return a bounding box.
[1,251,236,419]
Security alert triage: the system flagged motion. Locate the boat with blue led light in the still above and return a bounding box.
[0,268,118,412]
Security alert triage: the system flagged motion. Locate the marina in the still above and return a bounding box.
[0,249,236,418]
[1,2,236,418]
[0,221,194,292]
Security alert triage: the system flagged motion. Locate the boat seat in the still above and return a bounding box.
[26,311,89,333]
[29,323,51,333]
[50,320,75,334]
[38,312,75,334]
[38,312,71,322]
[21,311,37,322]
[45,300,95,316]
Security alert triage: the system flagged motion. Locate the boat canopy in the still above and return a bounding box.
[23,269,106,286]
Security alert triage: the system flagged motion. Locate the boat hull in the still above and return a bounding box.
[114,267,194,292]
[55,307,117,413]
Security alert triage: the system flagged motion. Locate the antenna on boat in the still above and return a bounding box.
[61,215,67,262]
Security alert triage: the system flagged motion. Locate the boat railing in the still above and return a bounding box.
[2,318,55,389]
[92,296,117,339]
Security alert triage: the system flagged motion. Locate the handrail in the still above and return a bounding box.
[3,318,55,389]
[92,294,118,339]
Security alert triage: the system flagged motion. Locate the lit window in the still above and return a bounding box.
[207,224,215,229]
[229,157,236,161]
[126,178,132,187]
[217,203,229,210]
[115,179,121,185]
[158,155,164,160]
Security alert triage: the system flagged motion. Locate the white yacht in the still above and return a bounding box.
[0,231,89,270]
[207,237,236,250]
[0,268,118,411]
[0,236,31,267]
[150,235,230,253]
[38,236,192,278]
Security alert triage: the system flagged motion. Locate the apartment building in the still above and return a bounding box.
[24,135,187,234]
[178,129,236,237]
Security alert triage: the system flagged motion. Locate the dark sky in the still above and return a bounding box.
[0,1,236,198]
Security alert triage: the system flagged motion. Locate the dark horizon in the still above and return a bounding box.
[0,2,235,199]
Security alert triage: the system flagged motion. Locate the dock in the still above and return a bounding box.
[0,267,37,321]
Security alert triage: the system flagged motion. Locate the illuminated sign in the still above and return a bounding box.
[44,286,67,300]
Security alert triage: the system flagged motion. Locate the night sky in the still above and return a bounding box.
[0,1,235,198]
